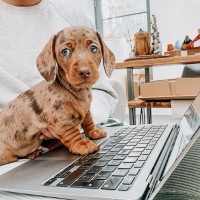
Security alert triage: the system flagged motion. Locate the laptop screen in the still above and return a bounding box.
[149,93,200,199]
[179,97,200,140]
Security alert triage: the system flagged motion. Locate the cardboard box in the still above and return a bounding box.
[187,47,200,55]
[164,48,200,57]
[125,73,153,99]
[164,50,181,57]
[139,77,200,100]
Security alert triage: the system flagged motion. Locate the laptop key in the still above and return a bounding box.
[78,173,95,182]
[102,146,113,150]
[118,163,134,169]
[101,176,123,190]
[128,132,137,136]
[142,150,151,155]
[135,126,144,130]
[134,136,143,139]
[58,171,71,178]
[122,176,135,185]
[139,140,151,144]
[125,136,134,140]
[100,155,114,161]
[156,131,163,135]
[119,134,128,137]
[84,159,97,165]
[149,141,157,145]
[118,184,130,191]
[71,180,104,189]
[113,155,127,160]
[79,164,91,170]
[94,161,108,167]
[106,142,116,147]
[148,133,157,136]
[121,138,131,142]
[138,155,148,161]
[98,149,109,154]
[95,171,111,180]
[134,161,145,168]
[152,138,159,142]
[115,144,125,148]
[119,141,129,144]
[130,139,140,143]
[132,148,145,152]
[123,157,137,163]
[110,147,122,152]
[89,153,103,159]
[135,144,148,148]
[142,136,153,140]
[57,169,84,187]
[123,146,134,150]
[106,151,118,156]
[129,152,141,157]
[129,168,140,176]
[102,166,117,172]
[112,169,129,177]
[43,178,57,186]
[118,150,131,155]
[146,145,154,150]
[87,166,102,174]
[107,160,122,166]
[127,142,137,146]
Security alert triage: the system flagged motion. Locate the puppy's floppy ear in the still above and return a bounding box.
[36,35,57,84]
[96,32,115,77]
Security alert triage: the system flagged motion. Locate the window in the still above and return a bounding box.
[94,0,150,47]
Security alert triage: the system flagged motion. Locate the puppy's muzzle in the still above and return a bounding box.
[78,67,91,79]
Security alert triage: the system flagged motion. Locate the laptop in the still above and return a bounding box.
[0,94,200,200]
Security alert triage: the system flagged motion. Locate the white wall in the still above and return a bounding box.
[148,0,200,115]
[54,0,200,81]
[106,0,200,116]
[54,0,95,25]
[151,0,200,52]
[150,0,200,81]
[108,0,200,82]
[106,0,200,86]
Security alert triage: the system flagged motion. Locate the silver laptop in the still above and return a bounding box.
[0,94,200,200]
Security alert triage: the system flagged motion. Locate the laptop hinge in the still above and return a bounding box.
[144,127,179,200]
[147,174,153,188]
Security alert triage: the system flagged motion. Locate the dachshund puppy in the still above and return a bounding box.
[0,26,115,165]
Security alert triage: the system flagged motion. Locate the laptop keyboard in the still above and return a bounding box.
[43,125,167,191]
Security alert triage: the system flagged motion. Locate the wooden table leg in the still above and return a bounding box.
[145,68,152,124]
[127,68,136,125]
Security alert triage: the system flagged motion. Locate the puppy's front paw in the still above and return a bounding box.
[25,149,43,160]
[70,138,99,155]
[85,128,107,139]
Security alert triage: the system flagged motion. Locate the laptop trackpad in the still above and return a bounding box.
[36,146,80,161]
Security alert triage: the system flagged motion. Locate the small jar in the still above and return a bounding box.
[134,29,150,56]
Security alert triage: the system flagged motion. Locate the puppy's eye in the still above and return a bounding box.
[61,48,71,56]
[90,45,98,54]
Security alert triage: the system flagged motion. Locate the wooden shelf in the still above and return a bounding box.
[119,54,200,124]
[116,55,200,69]
[128,99,171,108]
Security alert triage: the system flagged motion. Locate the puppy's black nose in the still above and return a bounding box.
[78,67,91,79]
